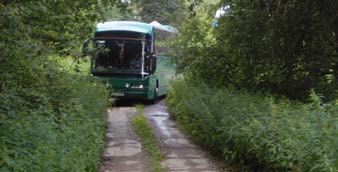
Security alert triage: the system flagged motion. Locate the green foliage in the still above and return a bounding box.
[1,0,129,56]
[0,56,110,172]
[131,105,165,172]
[2,1,95,55]
[132,0,187,26]
[0,1,123,171]
[174,0,337,101]
[172,10,219,80]
[172,0,237,86]
[98,0,134,21]
[167,79,338,172]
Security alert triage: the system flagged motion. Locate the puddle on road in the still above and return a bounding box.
[148,111,172,138]
[164,138,190,146]
[106,132,115,138]
[147,109,192,147]
[103,139,142,157]
[151,114,168,118]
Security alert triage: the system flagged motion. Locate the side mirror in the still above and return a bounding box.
[150,54,157,74]
[82,38,91,58]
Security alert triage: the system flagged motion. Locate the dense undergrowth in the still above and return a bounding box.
[174,0,337,101]
[167,79,338,172]
[0,56,109,172]
[0,1,125,171]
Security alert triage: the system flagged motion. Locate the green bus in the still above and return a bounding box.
[83,21,177,102]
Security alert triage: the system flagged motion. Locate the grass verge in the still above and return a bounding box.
[131,105,166,172]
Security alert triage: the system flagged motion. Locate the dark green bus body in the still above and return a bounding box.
[96,57,174,100]
[85,21,176,101]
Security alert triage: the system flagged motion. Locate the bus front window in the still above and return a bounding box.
[92,40,150,74]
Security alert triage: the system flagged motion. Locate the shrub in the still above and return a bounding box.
[0,56,109,172]
[174,0,337,101]
[167,79,338,172]
[0,1,121,171]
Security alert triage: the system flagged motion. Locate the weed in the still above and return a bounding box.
[131,105,166,172]
[0,57,110,172]
[167,79,338,172]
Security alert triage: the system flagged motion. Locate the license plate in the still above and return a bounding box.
[111,92,125,96]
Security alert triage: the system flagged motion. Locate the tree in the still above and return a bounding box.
[217,0,337,100]
[132,0,186,26]
[0,1,127,171]
[174,0,337,101]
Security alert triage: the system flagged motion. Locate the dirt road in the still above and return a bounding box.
[98,99,227,172]
[98,107,151,172]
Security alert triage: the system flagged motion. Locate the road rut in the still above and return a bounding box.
[98,107,150,172]
[98,100,227,172]
[144,100,223,172]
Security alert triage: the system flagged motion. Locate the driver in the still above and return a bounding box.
[130,53,142,69]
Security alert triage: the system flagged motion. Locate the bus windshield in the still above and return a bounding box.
[91,32,151,76]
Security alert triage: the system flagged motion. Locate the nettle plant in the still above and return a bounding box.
[167,79,338,172]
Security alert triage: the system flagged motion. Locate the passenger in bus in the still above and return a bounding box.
[130,53,142,69]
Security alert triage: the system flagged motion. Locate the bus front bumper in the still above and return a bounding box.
[111,89,152,100]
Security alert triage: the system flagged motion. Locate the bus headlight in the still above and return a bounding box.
[131,84,144,89]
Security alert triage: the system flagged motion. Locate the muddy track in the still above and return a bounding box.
[98,99,229,172]
[98,107,151,172]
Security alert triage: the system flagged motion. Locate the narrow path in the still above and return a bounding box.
[144,100,223,172]
[98,107,150,172]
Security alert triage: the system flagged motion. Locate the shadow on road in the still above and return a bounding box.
[113,96,166,107]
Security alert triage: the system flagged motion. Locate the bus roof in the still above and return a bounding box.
[96,21,177,35]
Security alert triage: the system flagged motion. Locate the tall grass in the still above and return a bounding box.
[0,56,109,172]
[167,79,338,172]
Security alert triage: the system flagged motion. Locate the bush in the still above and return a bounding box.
[167,79,338,172]
[174,0,337,101]
[0,1,122,171]
[0,56,109,172]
